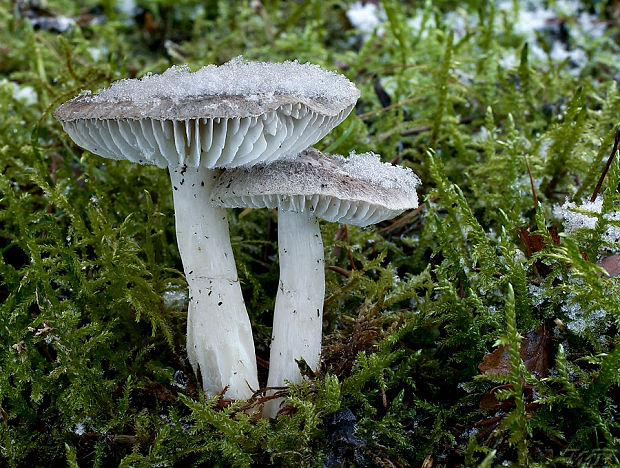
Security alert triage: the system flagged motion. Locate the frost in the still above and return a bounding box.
[342,151,421,196]
[1,80,38,106]
[560,277,610,335]
[562,299,607,335]
[87,47,107,62]
[163,285,189,310]
[13,85,37,106]
[212,148,420,216]
[528,283,544,307]
[577,12,606,39]
[28,15,74,32]
[254,150,417,202]
[554,197,620,244]
[74,422,87,436]
[171,370,187,389]
[496,0,614,74]
[549,42,587,70]
[117,0,136,16]
[443,11,469,40]
[90,57,358,107]
[457,381,476,393]
[346,1,384,34]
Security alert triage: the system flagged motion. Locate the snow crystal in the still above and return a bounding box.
[2,80,38,106]
[528,283,544,307]
[554,197,620,244]
[87,47,107,62]
[562,298,607,335]
[89,57,358,106]
[117,0,136,16]
[577,12,606,39]
[549,42,588,70]
[171,370,187,389]
[346,1,384,33]
[407,13,437,40]
[495,0,611,74]
[28,15,74,32]
[163,286,188,310]
[74,422,86,436]
[12,85,38,106]
[506,3,556,35]
[343,151,421,195]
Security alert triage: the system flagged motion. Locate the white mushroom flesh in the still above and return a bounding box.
[170,167,259,399]
[61,105,349,170]
[263,209,325,418]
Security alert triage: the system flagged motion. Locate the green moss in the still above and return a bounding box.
[0,0,618,466]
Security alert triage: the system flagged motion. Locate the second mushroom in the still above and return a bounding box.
[211,147,421,416]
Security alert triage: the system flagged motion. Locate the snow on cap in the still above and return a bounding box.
[54,59,359,169]
[210,147,421,226]
[54,57,360,121]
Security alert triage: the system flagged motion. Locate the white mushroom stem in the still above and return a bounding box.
[170,166,258,400]
[264,209,325,418]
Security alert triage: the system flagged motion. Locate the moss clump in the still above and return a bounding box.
[1,1,618,466]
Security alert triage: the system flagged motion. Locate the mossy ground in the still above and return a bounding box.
[1,0,619,466]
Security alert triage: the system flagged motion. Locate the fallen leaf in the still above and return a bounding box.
[478,347,511,377]
[480,390,512,410]
[520,325,552,378]
[518,228,560,256]
[599,254,620,277]
[478,325,551,378]
[479,384,536,410]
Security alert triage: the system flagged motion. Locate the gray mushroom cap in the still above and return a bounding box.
[210,147,421,227]
[53,58,360,169]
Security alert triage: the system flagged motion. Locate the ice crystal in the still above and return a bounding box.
[90,57,358,107]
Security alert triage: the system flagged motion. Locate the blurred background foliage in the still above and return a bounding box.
[0,0,619,466]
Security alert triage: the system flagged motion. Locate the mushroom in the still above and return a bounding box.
[53,58,360,400]
[210,148,420,415]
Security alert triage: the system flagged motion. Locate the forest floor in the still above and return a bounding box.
[0,0,619,466]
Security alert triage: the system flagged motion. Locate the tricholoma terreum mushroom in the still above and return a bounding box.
[211,147,420,416]
[54,58,360,399]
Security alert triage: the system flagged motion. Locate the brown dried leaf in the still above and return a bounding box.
[478,346,511,377]
[599,254,620,277]
[479,384,536,410]
[480,386,514,410]
[478,325,551,378]
[518,228,560,256]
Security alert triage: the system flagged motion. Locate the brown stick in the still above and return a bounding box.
[590,128,620,202]
[328,265,351,277]
[343,225,356,271]
[358,96,423,119]
[523,151,538,210]
[377,199,433,234]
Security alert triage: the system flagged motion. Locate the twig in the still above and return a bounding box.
[378,114,484,142]
[332,224,345,257]
[523,151,538,209]
[358,96,423,119]
[80,433,138,445]
[256,355,269,368]
[377,199,432,234]
[343,225,356,271]
[328,265,351,277]
[406,114,484,135]
[590,127,620,202]
[358,64,427,85]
